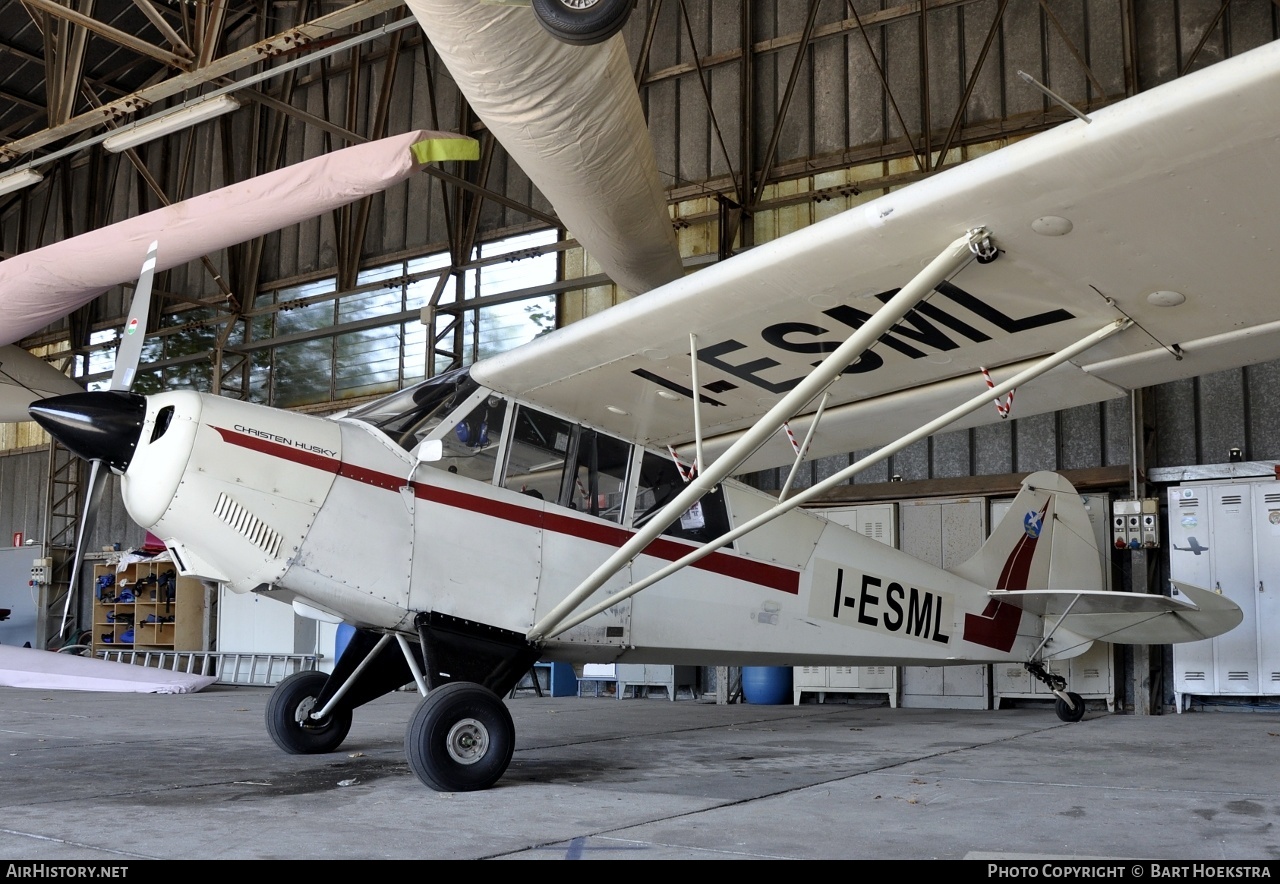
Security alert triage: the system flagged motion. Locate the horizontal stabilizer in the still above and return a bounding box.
[988,582,1242,645]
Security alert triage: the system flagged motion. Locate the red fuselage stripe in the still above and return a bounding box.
[212,426,800,594]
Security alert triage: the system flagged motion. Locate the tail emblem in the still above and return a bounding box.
[1023,510,1043,539]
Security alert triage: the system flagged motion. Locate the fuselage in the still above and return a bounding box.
[96,371,1101,669]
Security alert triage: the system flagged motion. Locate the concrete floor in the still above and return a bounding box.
[2,683,1279,861]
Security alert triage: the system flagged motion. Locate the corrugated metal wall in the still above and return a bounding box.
[0,451,48,547]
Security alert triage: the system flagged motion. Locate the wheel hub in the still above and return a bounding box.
[295,696,318,727]
[445,717,490,765]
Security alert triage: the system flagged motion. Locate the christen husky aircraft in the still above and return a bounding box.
[24,33,1280,792]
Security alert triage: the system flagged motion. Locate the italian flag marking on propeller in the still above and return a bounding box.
[126,318,139,335]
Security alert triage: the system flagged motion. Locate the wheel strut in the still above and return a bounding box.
[1024,661,1087,723]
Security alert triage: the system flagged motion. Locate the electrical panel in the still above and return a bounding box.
[29,557,52,585]
[1112,498,1159,550]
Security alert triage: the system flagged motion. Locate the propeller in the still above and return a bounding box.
[29,241,159,645]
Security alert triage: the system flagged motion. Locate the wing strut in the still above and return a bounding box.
[526,228,991,643]
[1029,593,1084,661]
[779,391,831,501]
[538,316,1132,640]
[689,333,706,476]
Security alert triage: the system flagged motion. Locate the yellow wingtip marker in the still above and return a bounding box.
[410,137,480,165]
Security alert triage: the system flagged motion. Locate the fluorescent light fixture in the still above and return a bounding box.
[0,167,43,197]
[103,95,242,153]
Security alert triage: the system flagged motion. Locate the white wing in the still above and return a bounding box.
[472,40,1280,473]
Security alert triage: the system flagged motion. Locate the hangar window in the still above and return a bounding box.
[425,230,559,375]
[70,232,560,408]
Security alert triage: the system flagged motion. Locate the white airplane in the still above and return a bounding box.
[20,27,1280,793]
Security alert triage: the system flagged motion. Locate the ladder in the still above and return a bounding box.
[97,650,317,685]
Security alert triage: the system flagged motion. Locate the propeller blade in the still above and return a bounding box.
[42,242,157,644]
[109,240,158,392]
[58,458,107,641]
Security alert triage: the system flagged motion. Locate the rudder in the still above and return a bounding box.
[948,471,1103,652]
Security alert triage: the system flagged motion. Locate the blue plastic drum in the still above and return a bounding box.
[742,666,792,704]
[335,623,356,662]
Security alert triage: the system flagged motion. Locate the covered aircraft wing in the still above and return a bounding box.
[0,130,476,351]
[471,39,1280,474]
[0,644,216,693]
[988,582,1242,645]
[403,0,684,296]
[0,345,80,422]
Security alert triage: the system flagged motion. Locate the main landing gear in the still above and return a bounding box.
[263,613,538,792]
[405,683,515,792]
[1025,661,1087,723]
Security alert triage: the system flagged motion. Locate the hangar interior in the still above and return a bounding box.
[1,0,1278,716]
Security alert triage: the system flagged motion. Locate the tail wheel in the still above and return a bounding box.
[406,682,515,792]
[266,670,352,754]
[1054,691,1087,723]
[531,0,635,45]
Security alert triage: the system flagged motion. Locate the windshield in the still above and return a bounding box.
[345,368,479,451]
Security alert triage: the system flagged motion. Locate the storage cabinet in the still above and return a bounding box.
[616,663,697,699]
[1169,479,1280,710]
[991,644,1115,711]
[92,560,206,656]
[799,504,902,707]
[793,665,897,706]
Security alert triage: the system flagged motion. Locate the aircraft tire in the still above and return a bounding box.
[406,682,515,792]
[530,0,635,46]
[1054,691,1087,723]
[265,670,353,754]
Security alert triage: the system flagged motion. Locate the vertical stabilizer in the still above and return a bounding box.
[950,471,1103,653]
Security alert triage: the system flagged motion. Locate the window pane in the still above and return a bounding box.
[570,430,631,523]
[338,285,402,323]
[437,395,507,484]
[476,296,554,361]
[271,339,333,408]
[349,368,477,451]
[402,320,427,387]
[633,452,733,546]
[503,406,573,502]
[335,327,404,400]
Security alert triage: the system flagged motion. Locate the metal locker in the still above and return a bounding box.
[1170,479,1280,710]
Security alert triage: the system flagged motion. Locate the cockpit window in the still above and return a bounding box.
[570,429,631,523]
[435,394,508,483]
[633,450,731,546]
[503,405,574,502]
[345,368,479,451]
